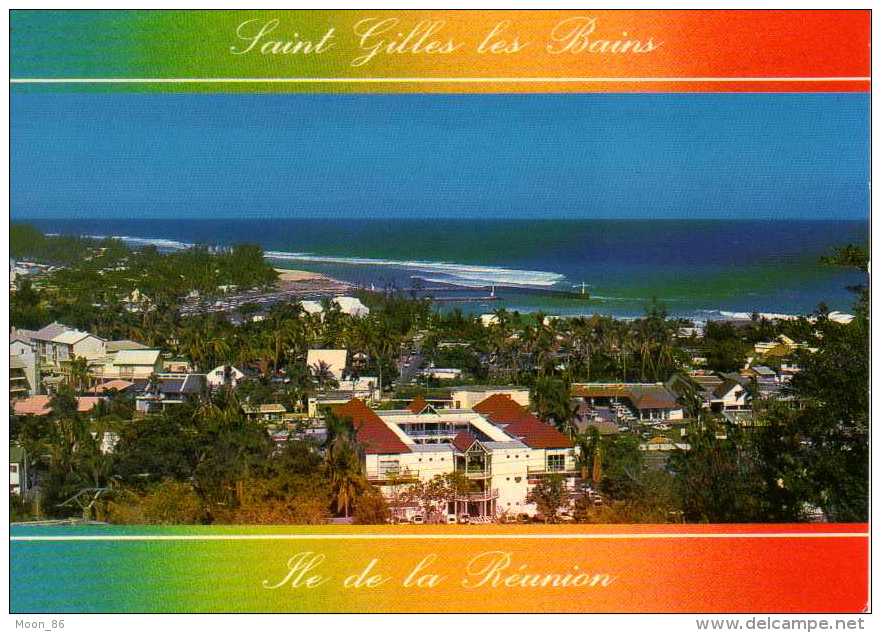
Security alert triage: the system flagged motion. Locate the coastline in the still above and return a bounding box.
[273,267,326,283]
[273,267,353,294]
[14,218,868,319]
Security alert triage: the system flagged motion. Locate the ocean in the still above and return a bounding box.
[17,218,868,320]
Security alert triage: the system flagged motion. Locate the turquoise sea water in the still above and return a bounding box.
[19,218,867,319]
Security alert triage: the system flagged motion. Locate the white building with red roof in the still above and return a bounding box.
[333,394,577,521]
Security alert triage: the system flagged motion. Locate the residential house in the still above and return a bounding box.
[743,365,782,399]
[90,379,136,395]
[206,364,246,389]
[449,386,530,410]
[10,332,39,397]
[30,322,72,367]
[698,373,749,411]
[93,349,163,382]
[309,390,367,417]
[134,373,207,414]
[300,297,370,318]
[13,395,103,417]
[163,358,193,373]
[105,339,150,354]
[571,383,685,421]
[753,334,814,358]
[332,296,370,318]
[50,330,106,367]
[307,376,379,415]
[122,288,153,313]
[299,297,370,318]
[242,403,287,423]
[300,300,324,316]
[10,356,32,400]
[306,349,348,382]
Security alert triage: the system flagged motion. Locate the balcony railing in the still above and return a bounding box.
[458,463,491,478]
[366,467,419,481]
[527,464,575,475]
[402,428,458,438]
[454,488,499,502]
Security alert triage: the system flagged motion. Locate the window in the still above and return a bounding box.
[10,464,18,474]
[547,453,565,472]
[378,460,400,476]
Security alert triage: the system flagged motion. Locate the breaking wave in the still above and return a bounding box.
[85,234,566,289]
[266,252,565,288]
[695,309,803,321]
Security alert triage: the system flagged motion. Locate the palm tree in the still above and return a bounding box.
[327,442,363,518]
[310,360,337,391]
[66,354,90,394]
[574,427,602,483]
[323,413,364,518]
[619,326,636,382]
[531,376,578,436]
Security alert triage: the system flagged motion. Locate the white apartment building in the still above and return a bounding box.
[30,322,106,369]
[10,334,39,397]
[334,394,577,521]
[93,349,163,381]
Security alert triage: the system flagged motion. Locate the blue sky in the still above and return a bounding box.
[11,92,869,220]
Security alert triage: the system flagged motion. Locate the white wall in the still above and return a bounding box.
[72,335,106,360]
[10,342,39,394]
[488,447,530,516]
[450,388,530,410]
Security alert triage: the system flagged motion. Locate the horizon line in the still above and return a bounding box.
[11,216,868,222]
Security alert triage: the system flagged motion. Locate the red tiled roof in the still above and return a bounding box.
[13,395,102,416]
[407,395,429,414]
[92,380,134,394]
[504,416,574,449]
[473,393,533,423]
[452,430,477,453]
[473,394,573,449]
[333,399,411,455]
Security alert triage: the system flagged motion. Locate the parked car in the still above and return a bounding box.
[411,514,425,524]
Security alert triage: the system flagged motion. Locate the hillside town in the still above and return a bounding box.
[9,226,869,525]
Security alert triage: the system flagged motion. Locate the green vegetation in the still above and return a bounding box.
[10,231,869,524]
[11,223,278,332]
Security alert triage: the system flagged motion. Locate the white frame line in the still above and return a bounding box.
[9,76,871,84]
[10,532,868,541]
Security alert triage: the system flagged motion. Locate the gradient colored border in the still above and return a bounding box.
[9,9,871,614]
[10,524,869,613]
[10,10,870,93]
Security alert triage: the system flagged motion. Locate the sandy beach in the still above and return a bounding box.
[274,267,352,293]
[273,268,325,282]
